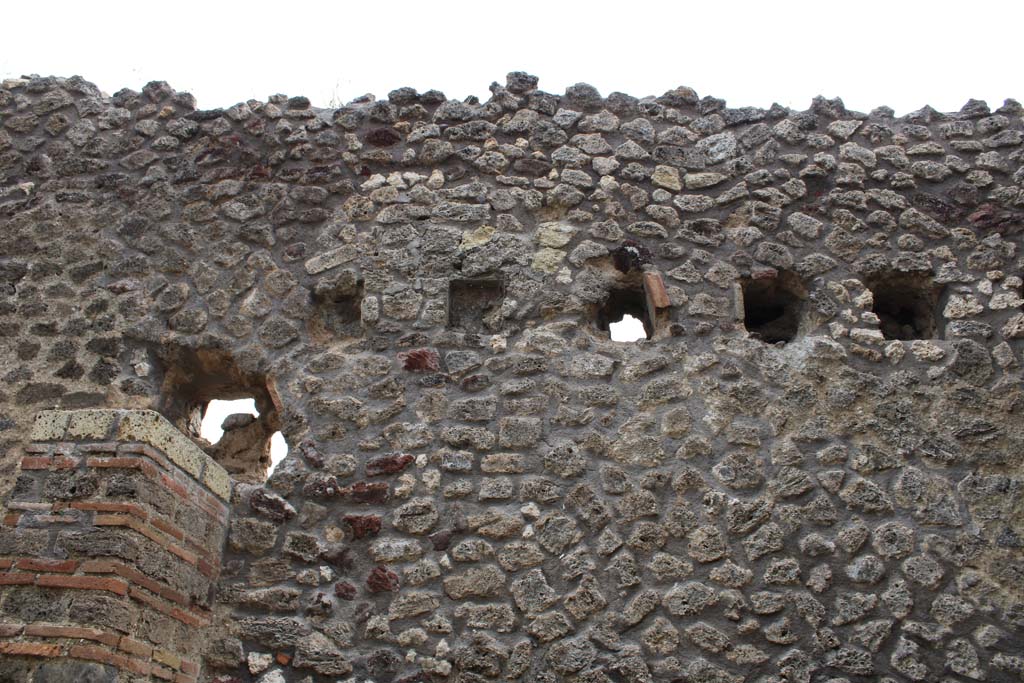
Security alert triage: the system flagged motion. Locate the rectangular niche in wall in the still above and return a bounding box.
[312,270,364,338]
[740,270,807,344]
[448,279,504,333]
[866,273,943,340]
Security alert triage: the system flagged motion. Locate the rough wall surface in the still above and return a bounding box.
[1,72,1023,682]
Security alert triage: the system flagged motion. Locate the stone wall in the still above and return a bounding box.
[0,410,229,682]
[1,72,1023,681]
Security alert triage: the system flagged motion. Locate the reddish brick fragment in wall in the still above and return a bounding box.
[0,623,25,637]
[366,565,400,592]
[0,641,62,657]
[25,623,119,646]
[344,514,383,539]
[15,558,77,573]
[365,453,414,476]
[346,481,390,504]
[397,348,440,372]
[334,581,357,600]
[36,574,130,595]
[643,271,670,308]
[0,572,38,585]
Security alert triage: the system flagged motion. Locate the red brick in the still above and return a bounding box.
[120,657,151,677]
[97,515,173,553]
[71,501,147,518]
[0,641,61,657]
[112,562,170,599]
[157,584,189,607]
[16,558,77,574]
[106,515,199,568]
[25,624,119,647]
[0,572,37,586]
[86,456,146,470]
[69,643,116,666]
[0,623,24,637]
[150,516,185,541]
[164,543,198,567]
[152,664,174,680]
[128,585,208,627]
[80,559,119,573]
[140,443,173,470]
[158,473,188,499]
[170,607,206,628]
[644,270,671,308]
[3,513,21,527]
[36,574,129,596]
[128,585,168,613]
[19,456,52,470]
[196,557,218,580]
[118,635,153,658]
[0,559,13,570]
[93,513,132,528]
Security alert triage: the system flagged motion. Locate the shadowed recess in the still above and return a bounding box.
[448,279,504,333]
[598,288,652,340]
[867,273,943,340]
[741,271,807,344]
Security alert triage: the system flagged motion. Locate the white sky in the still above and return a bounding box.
[1,0,1018,116]
[610,315,647,342]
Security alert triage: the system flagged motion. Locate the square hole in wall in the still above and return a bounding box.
[866,273,942,340]
[448,279,504,333]
[740,271,806,344]
[312,271,364,338]
[598,288,652,341]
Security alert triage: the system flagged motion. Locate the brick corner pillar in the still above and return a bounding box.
[0,409,232,683]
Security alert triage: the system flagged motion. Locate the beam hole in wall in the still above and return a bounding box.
[311,269,364,339]
[740,271,807,344]
[448,278,504,333]
[866,273,942,340]
[156,346,284,483]
[599,288,652,341]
